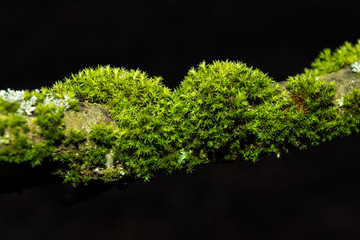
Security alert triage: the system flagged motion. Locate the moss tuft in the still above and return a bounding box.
[311,40,360,76]
[175,60,279,162]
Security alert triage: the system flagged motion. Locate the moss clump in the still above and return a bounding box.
[341,88,360,133]
[285,71,352,143]
[0,113,30,163]
[311,40,360,76]
[51,66,187,183]
[175,60,280,162]
[0,99,20,115]
[174,61,357,164]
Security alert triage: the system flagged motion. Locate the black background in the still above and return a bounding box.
[1,0,360,239]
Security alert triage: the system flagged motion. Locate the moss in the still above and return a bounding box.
[89,125,116,147]
[342,88,360,133]
[63,129,87,147]
[174,60,279,162]
[50,65,187,183]
[0,89,74,167]
[0,99,20,114]
[287,70,336,112]
[3,40,360,188]
[50,59,360,187]
[34,104,66,145]
[311,40,360,76]
[0,113,31,163]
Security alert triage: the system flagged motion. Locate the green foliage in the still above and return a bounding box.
[311,40,360,75]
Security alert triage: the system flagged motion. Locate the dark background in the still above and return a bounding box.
[1,0,360,239]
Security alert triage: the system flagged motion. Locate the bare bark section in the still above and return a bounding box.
[63,102,118,133]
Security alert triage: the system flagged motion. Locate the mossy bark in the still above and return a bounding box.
[316,67,360,106]
[277,67,360,108]
[1,65,360,192]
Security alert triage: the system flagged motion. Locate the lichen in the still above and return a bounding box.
[351,60,360,73]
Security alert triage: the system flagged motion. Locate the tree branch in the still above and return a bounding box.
[2,46,360,199]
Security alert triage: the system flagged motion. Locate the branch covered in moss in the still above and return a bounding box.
[2,40,360,188]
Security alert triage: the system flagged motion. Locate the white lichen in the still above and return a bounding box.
[17,95,38,115]
[0,89,25,103]
[351,60,360,73]
[43,94,71,110]
[338,97,344,107]
[0,133,10,146]
[0,88,73,116]
[178,149,191,164]
[105,150,114,168]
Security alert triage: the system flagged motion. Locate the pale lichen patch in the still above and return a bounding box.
[105,149,114,168]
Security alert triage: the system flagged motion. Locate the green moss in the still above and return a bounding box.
[3,40,360,188]
[63,129,87,147]
[175,60,279,162]
[343,88,360,114]
[0,113,30,163]
[311,40,360,75]
[89,125,116,147]
[0,99,20,114]
[285,71,351,143]
[287,70,336,112]
[0,89,73,167]
[50,65,188,183]
[37,59,360,185]
[34,104,66,146]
